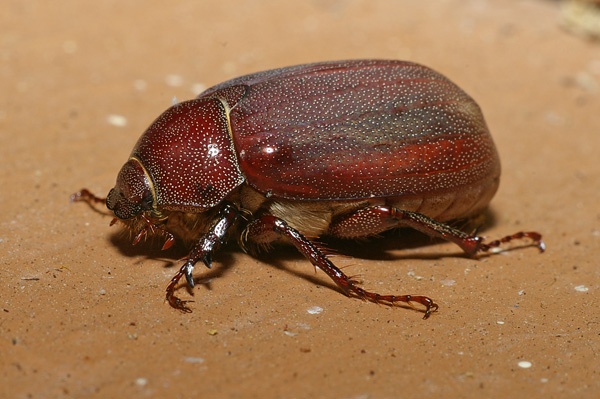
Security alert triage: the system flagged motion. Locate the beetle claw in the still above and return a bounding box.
[184,261,195,288]
[202,253,213,269]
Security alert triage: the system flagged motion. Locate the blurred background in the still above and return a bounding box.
[1,1,599,398]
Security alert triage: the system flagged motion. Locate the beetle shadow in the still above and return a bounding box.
[104,208,503,313]
[323,208,501,262]
[250,245,434,317]
[248,208,501,296]
[107,231,239,292]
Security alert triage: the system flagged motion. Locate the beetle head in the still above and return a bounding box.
[106,157,156,220]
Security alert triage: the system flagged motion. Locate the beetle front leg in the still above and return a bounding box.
[328,206,545,256]
[243,214,438,319]
[165,202,239,312]
[70,188,106,205]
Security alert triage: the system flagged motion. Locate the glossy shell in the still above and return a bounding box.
[201,59,500,202]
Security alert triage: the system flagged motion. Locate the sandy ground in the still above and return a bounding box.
[2,1,600,398]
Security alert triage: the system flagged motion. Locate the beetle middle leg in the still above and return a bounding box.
[243,214,439,319]
[328,206,545,255]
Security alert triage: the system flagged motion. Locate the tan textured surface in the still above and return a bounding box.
[1,1,599,398]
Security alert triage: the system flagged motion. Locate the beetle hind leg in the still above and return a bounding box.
[328,206,544,256]
[243,214,438,319]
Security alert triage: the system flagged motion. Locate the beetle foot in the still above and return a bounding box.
[69,188,106,204]
[167,295,194,313]
[166,292,193,313]
[70,188,110,215]
[347,283,438,319]
[478,231,545,254]
[419,296,439,320]
[165,263,194,313]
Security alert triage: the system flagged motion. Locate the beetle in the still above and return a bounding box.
[72,59,544,319]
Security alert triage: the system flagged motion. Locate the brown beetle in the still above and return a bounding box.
[72,60,544,319]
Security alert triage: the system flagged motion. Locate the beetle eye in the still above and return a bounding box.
[141,190,154,211]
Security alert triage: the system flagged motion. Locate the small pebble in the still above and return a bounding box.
[518,360,532,369]
[166,74,184,87]
[133,79,147,91]
[574,285,589,292]
[135,377,148,386]
[407,271,424,281]
[107,114,127,127]
[307,306,323,315]
[183,357,205,364]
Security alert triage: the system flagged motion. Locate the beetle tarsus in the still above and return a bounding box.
[168,294,193,314]
[478,231,545,254]
[70,188,109,216]
[165,264,193,313]
[347,284,438,319]
[70,188,106,204]
[422,298,439,320]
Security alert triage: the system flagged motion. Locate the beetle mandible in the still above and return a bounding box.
[72,59,544,319]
